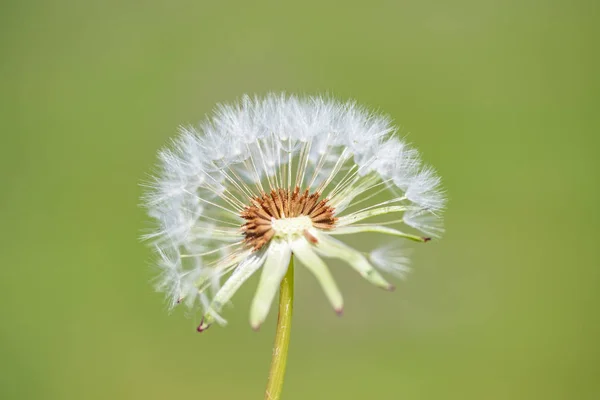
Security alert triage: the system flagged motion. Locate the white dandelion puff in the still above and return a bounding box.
[369,244,412,278]
[403,208,445,239]
[143,93,446,331]
[404,166,447,212]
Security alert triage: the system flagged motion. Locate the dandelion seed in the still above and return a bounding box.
[143,93,445,331]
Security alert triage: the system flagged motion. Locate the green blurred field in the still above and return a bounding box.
[1,1,598,399]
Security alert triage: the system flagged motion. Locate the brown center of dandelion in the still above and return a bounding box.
[240,187,337,251]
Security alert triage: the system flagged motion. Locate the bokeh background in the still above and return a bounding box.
[1,1,598,399]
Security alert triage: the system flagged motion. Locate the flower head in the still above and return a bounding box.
[144,93,445,331]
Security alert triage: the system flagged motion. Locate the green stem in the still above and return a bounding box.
[264,257,294,400]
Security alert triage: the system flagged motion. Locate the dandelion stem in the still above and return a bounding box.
[265,257,294,400]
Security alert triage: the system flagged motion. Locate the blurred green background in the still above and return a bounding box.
[1,0,598,399]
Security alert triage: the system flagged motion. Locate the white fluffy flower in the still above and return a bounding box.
[143,93,445,331]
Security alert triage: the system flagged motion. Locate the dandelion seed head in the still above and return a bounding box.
[143,93,445,330]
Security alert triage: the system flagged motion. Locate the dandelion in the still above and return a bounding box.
[143,93,445,399]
